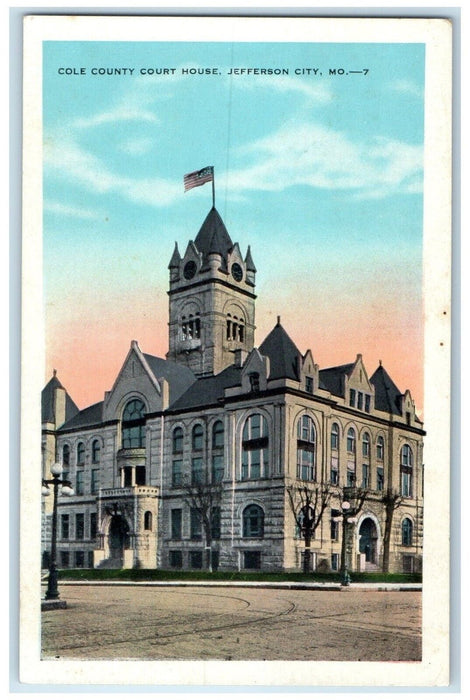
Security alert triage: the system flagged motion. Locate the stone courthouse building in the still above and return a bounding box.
[41,207,424,574]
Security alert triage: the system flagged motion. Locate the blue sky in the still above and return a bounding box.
[42,40,425,408]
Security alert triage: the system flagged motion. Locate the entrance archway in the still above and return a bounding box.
[359,517,378,564]
[108,515,129,565]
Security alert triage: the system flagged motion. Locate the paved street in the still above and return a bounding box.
[41,584,421,662]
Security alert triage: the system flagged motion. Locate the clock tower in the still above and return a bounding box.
[166,207,256,376]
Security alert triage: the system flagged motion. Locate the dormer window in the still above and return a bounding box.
[249,372,260,393]
[305,376,313,394]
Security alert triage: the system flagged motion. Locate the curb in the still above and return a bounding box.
[49,580,421,592]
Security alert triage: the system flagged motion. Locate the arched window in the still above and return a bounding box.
[241,414,269,480]
[377,436,385,461]
[192,424,203,451]
[212,420,224,483]
[402,518,413,546]
[400,444,413,497]
[122,399,146,449]
[77,442,85,465]
[242,504,264,538]
[92,439,101,463]
[296,415,316,480]
[362,432,370,458]
[172,426,183,453]
[144,511,152,531]
[62,444,70,466]
[347,427,356,453]
[331,423,339,450]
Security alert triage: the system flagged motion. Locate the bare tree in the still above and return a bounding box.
[286,481,332,573]
[381,488,403,573]
[181,476,222,572]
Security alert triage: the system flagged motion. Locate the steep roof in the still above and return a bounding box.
[319,363,355,397]
[168,365,242,412]
[258,320,301,381]
[41,372,79,425]
[59,401,104,431]
[194,207,233,263]
[370,364,403,415]
[143,354,197,404]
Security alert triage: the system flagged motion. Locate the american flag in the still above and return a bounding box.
[184,166,214,192]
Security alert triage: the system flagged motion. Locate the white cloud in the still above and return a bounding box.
[44,200,102,220]
[228,122,423,199]
[389,79,424,100]
[118,136,155,156]
[44,133,182,207]
[74,106,159,129]
[227,72,333,103]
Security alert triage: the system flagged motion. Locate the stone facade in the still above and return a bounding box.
[41,207,424,574]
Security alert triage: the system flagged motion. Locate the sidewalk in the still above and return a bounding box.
[54,579,422,592]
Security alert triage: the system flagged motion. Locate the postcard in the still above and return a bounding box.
[20,14,452,688]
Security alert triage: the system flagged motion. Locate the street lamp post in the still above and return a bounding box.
[42,462,74,608]
[333,500,358,587]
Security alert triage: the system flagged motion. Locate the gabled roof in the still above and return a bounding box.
[168,365,242,412]
[41,372,79,425]
[370,364,403,415]
[143,354,197,404]
[258,320,301,381]
[194,207,234,263]
[319,363,354,397]
[59,401,104,431]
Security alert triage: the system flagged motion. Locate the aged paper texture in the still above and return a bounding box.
[20,14,452,688]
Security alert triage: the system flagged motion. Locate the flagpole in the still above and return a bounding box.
[212,167,215,209]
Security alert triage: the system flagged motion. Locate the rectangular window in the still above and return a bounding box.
[76,470,84,495]
[169,550,183,568]
[330,456,339,485]
[403,555,415,573]
[75,551,85,568]
[349,389,356,407]
[135,465,146,485]
[189,551,203,569]
[377,467,384,491]
[171,508,182,540]
[330,510,340,540]
[331,553,339,571]
[365,394,371,413]
[88,551,94,568]
[243,551,261,569]
[190,508,202,540]
[211,454,224,483]
[123,466,132,487]
[362,464,370,489]
[211,507,221,540]
[60,551,69,568]
[172,460,183,487]
[91,469,99,494]
[191,457,204,485]
[347,469,356,487]
[76,513,85,540]
[357,392,363,411]
[61,514,69,540]
[90,512,97,540]
[401,470,412,497]
[305,376,313,394]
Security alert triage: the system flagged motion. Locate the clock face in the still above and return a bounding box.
[231,263,243,282]
[183,260,197,280]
